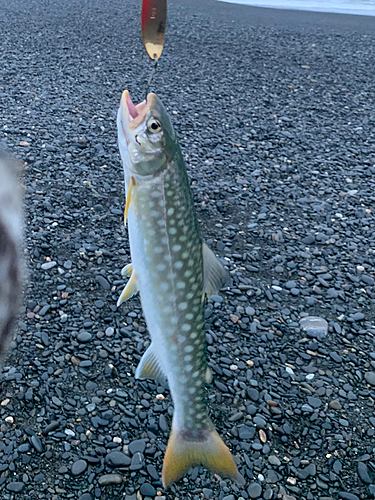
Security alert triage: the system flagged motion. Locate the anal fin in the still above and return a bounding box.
[135,343,166,385]
[117,272,138,307]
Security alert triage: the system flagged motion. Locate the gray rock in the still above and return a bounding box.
[41,261,57,270]
[248,482,262,498]
[71,459,87,476]
[77,331,92,343]
[105,451,131,467]
[7,482,25,492]
[129,439,146,455]
[365,372,375,386]
[307,396,322,408]
[98,473,123,485]
[268,455,281,466]
[357,462,373,483]
[139,483,157,497]
[238,424,256,440]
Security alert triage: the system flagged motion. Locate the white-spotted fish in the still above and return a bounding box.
[116,90,244,488]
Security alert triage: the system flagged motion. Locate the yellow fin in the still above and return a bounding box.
[121,263,133,277]
[162,423,244,488]
[124,176,135,226]
[116,272,138,307]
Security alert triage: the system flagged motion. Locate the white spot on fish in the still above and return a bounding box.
[170,316,178,325]
[182,252,189,259]
[172,244,181,252]
[184,355,192,362]
[186,313,193,320]
[167,208,174,216]
[179,235,187,242]
[176,281,185,289]
[182,324,191,332]
[184,345,194,353]
[188,387,195,394]
[169,227,177,235]
[154,247,163,254]
[151,210,159,218]
[184,270,192,278]
[192,371,200,378]
[185,364,193,372]
[179,302,187,311]
[156,263,166,271]
[160,282,169,292]
[174,261,183,269]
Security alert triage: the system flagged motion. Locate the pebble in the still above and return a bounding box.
[78,494,93,500]
[248,483,262,498]
[129,439,146,455]
[98,473,123,485]
[338,494,360,500]
[71,459,87,476]
[365,372,375,386]
[357,462,373,483]
[30,435,44,453]
[330,400,342,410]
[300,316,328,339]
[105,451,131,467]
[139,483,157,497]
[7,482,25,492]
[77,331,92,343]
[41,261,57,270]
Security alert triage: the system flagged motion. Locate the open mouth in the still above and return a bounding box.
[121,90,149,130]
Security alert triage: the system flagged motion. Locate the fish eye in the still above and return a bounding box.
[147,118,162,133]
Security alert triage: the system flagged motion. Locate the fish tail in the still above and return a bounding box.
[162,420,244,488]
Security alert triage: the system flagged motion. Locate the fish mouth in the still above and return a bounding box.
[120,90,154,133]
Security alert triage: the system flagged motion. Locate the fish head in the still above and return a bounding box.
[117,90,176,177]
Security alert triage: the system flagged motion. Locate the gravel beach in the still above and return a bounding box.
[1,0,375,499]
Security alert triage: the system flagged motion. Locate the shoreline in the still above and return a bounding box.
[215,0,375,17]
[170,0,375,32]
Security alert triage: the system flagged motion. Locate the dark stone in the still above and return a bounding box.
[105,451,131,467]
[139,483,157,497]
[71,459,87,476]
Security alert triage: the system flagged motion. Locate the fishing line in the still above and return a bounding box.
[145,56,158,102]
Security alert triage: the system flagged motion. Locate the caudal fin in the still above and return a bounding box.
[162,422,244,488]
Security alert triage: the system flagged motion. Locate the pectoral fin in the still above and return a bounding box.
[135,343,166,384]
[121,263,133,277]
[124,176,135,226]
[116,272,138,307]
[202,243,230,297]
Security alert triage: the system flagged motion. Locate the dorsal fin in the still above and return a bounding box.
[202,243,230,297]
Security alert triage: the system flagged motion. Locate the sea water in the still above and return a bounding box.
[215,0,375,16]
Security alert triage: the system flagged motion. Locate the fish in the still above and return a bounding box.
[116,90,244,488]
[0,150,23,359]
